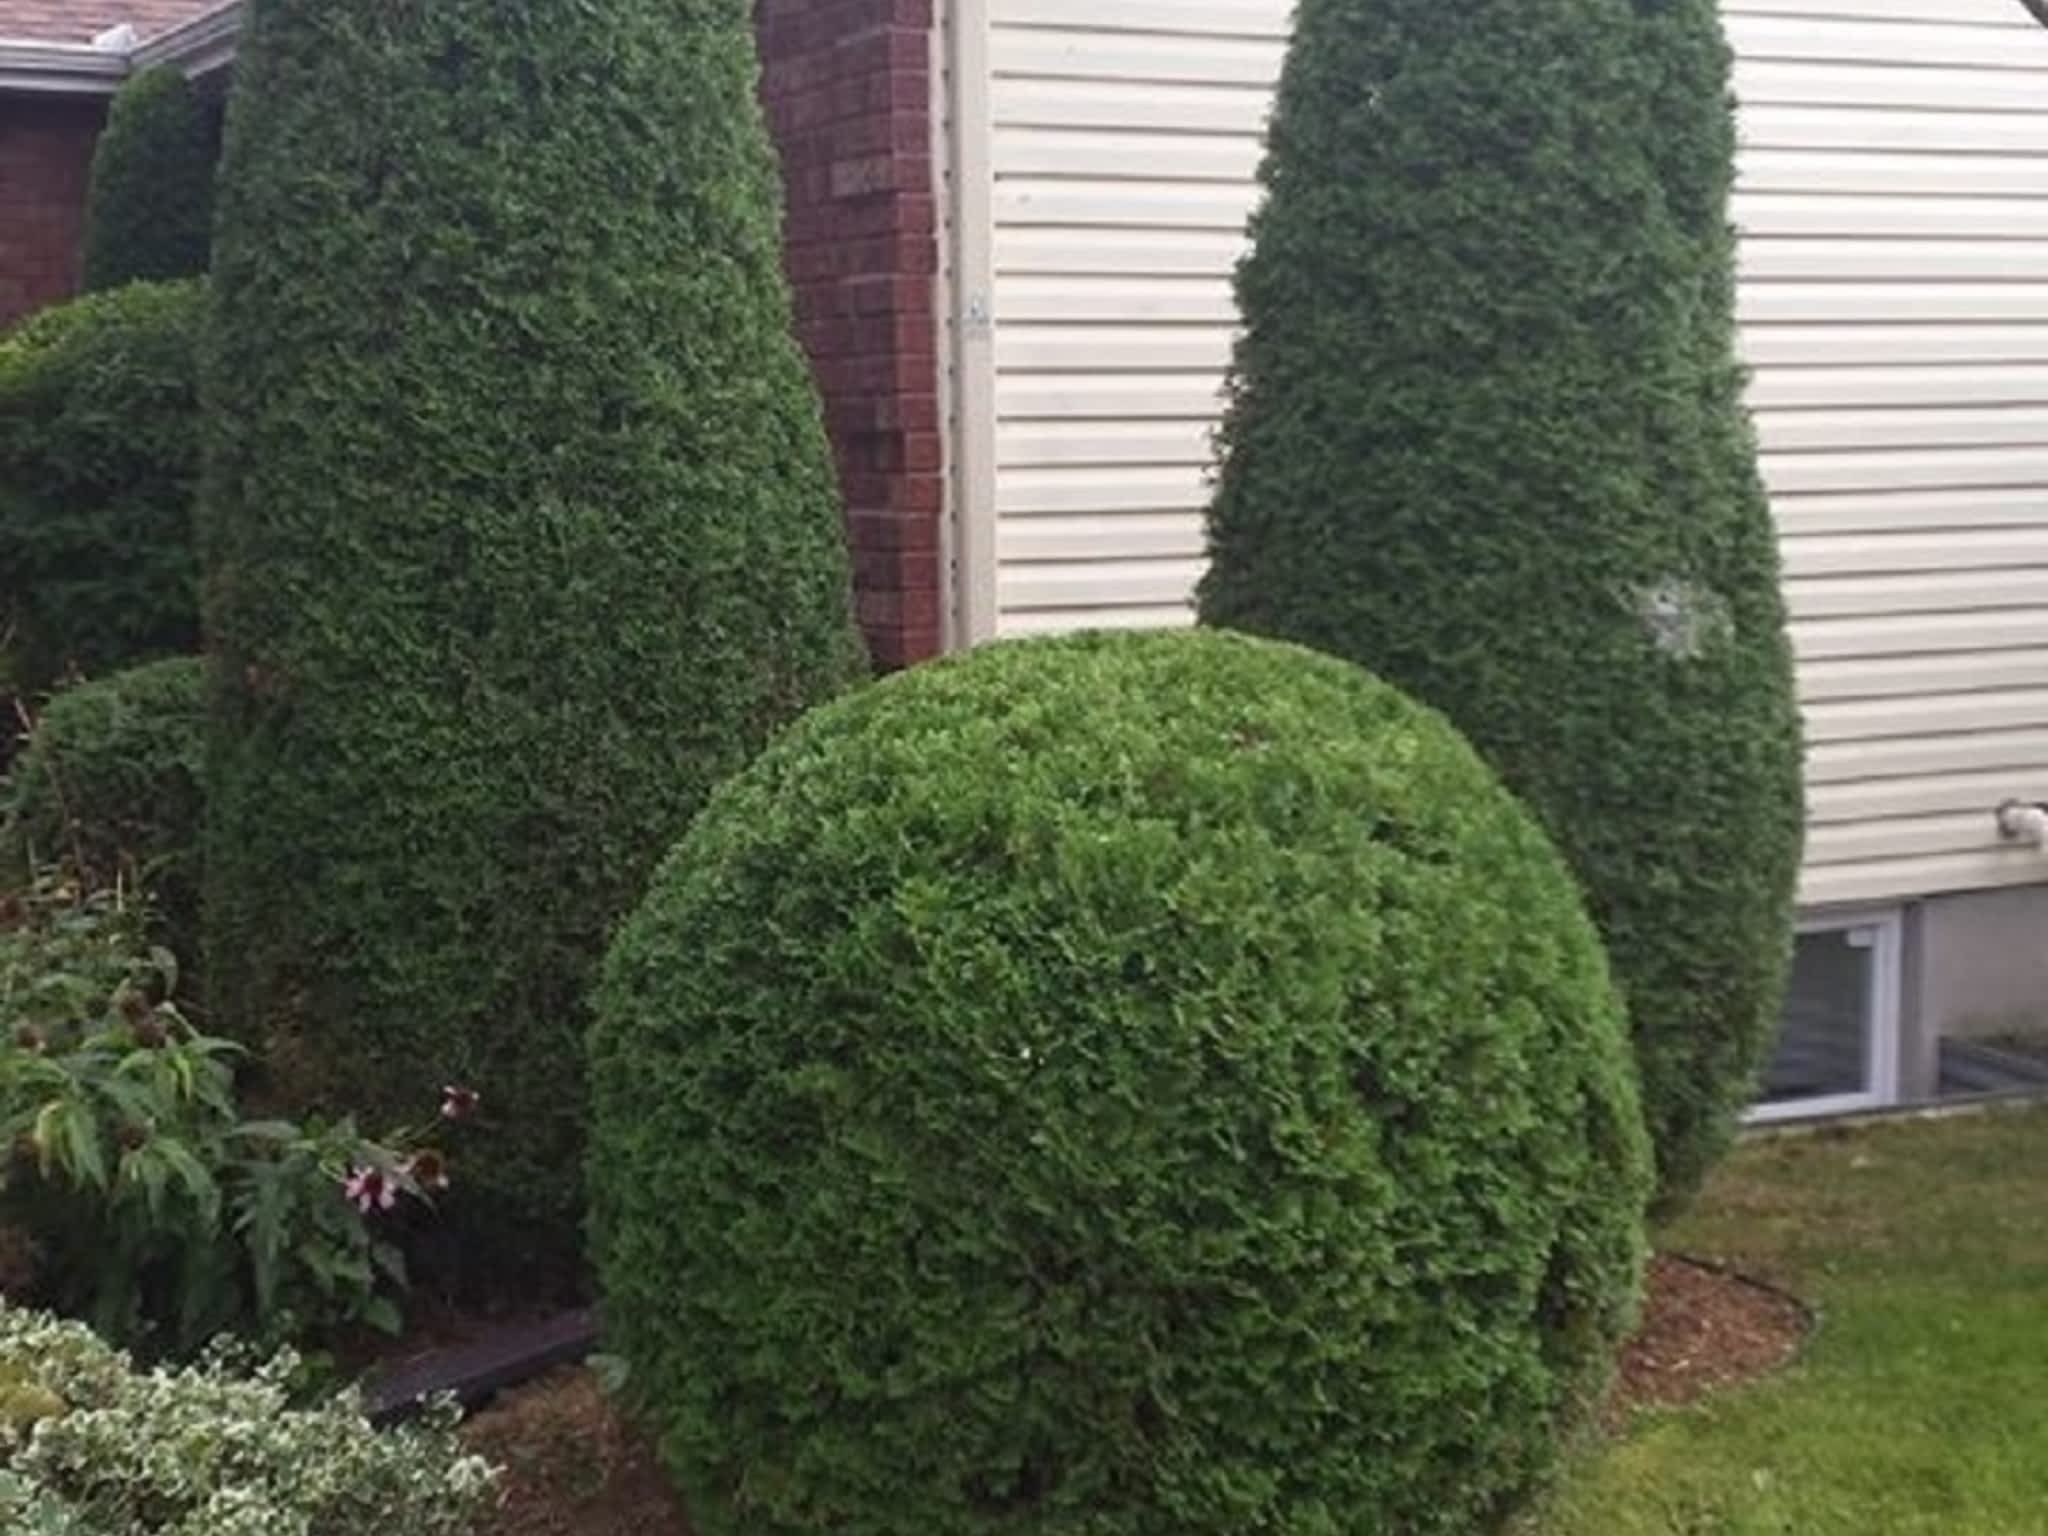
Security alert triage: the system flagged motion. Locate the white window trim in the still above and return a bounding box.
[1747,906,1903,1124]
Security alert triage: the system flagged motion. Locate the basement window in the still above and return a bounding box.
[1749,912,1902,1124]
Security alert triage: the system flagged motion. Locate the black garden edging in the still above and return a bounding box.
[364,1307,599,1427]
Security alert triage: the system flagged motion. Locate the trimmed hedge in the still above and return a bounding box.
[1199,0,1805,1208]
[0,280,204,704]
[81,66,216,294]
[1,657,207,956]
[592,629,1651,1536]
[201,0,866,1267]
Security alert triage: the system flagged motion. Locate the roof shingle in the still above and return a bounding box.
[0,0,220,45]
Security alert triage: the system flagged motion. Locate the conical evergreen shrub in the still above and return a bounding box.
[81,67,214,292]
[201,0,866,1266]
[1200,0,1804,1208]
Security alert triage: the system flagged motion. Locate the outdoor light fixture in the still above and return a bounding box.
[1994,800,2048,850]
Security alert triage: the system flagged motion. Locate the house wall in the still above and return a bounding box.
[760,0,946,671]
[1917,883,2048,1043]
[0,94,103,327]
[945,0,2048,910]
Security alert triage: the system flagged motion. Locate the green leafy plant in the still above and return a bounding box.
[0,873,450,1356]
[592,629,1650,1536]
[81,66,216,294]
[1198,0,1804,1209]
[202,0,866,1272]
[0,1303,497,1535]
[0,280,203,707]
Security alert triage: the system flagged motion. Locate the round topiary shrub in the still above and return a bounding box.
[591,629,1652,1536]
[2,656,207,955]
[0,279,204,708]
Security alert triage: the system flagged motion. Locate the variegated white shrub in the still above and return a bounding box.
[0,1304,498,1534]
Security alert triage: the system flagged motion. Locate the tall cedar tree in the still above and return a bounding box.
[202,0,866,1268]
[1200,0,1804,1208]
[81,68,214,292]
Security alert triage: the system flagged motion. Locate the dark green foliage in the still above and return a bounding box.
[202,0,866,1267]
[592,629,1651,1536]
[81,67,216,293]
[1199,0,1804,1208]
[2,658,207,957]
[0,280,203,704]
[0,872,422,1358]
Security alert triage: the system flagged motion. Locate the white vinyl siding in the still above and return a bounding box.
[945,0,2048,908]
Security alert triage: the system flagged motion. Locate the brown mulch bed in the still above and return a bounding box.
[463,1366,691,1536]
[456,1253,1808,1535]
[1607,1253,1810,1422]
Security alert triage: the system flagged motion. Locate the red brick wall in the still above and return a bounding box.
[0,95,105,329]
[3,11,947,664]
[758,0,944,671]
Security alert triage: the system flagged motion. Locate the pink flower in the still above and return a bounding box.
[440,1085,480,1122]
[343,1166,397,1214]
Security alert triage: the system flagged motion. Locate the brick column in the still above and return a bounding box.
[758,0,944,671]
[0,96,107,329]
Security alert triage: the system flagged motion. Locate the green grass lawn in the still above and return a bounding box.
[1532,1106,2048,1536]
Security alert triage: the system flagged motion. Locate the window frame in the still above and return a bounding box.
[1747,907,1904,1125]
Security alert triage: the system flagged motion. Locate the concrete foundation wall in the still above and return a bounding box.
[1915,883,2048,1046]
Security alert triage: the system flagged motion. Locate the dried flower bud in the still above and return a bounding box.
[12,1023,44,1053]
[130,1011,170,1050]
[116,1123,150,1152]
[407,1149,450,1192]
[117,989,151,1024]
